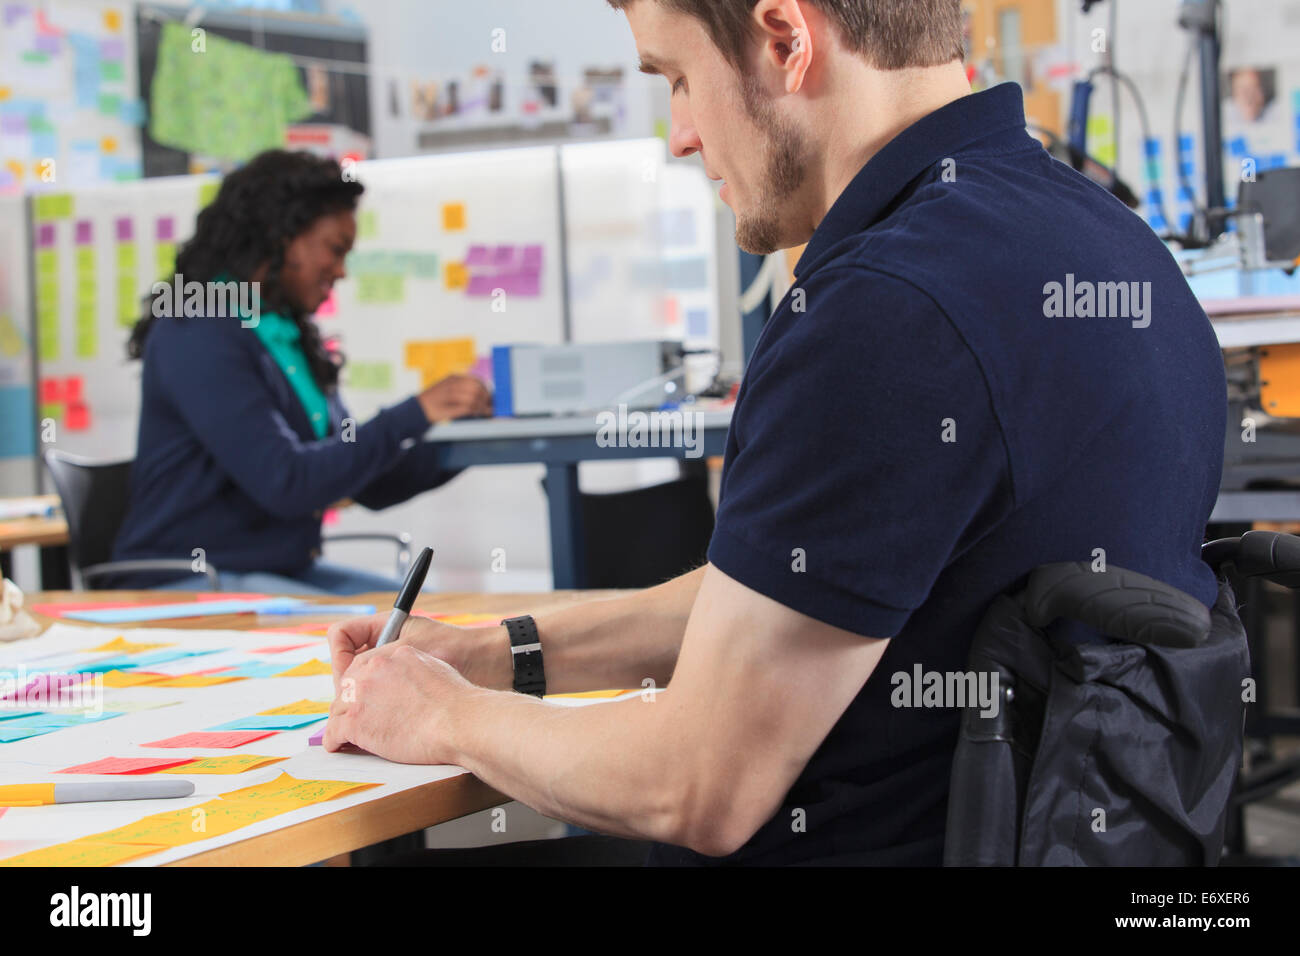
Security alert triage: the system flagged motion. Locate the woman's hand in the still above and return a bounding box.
[327,613,511,696]
[417,374,492,423]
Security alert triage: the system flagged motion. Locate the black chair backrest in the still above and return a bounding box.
[43,450,134,573]
[542,472,715,589]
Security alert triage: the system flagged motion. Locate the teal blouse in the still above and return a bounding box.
[250,310,331,439]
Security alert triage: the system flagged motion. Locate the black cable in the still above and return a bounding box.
[1089,64,1176,238]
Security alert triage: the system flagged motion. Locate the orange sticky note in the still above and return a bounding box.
[0,841,166,867]
[444,261,468,290]
[0,87,11,102]
[275,659,332,677]
[104,9,122,31]
[442,202,466,231]
[100,136,117,154]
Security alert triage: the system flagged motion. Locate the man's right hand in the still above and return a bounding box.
[327,613,512,696]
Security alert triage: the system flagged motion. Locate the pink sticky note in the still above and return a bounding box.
[115,217,133,241]
[465,245,490,266]
[141,731,276,749]
[74,220,93,245]
[156,217,174,241]
[58,757,195,775]
[316,289,338,317]
[251,642,317,654]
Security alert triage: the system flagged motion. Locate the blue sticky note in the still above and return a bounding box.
[0,387,35,459]
[1,711,123,730]
[0,710,45,722]
[122,648,221,668]
[63,598,303,624]
[119,98,146,126]
[206,713,327,732]
[0,725,55,743]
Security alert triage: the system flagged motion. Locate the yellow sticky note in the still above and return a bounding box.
[0,87,10,102]
[160,754,287,775]
[218,772,380,808]
[442,202,466,231]
[104,9,122,31]
[0,314,23,358]
[259,699,332,716]
[100,669,170,688]
[149,674,248,687]
[404,337,476,388]
[100,136,117,153]
[87,636,176,655]
[437,613,501,626]
[87,800,259,847]
[547,689,635,699]
[274,659,331,678]
[0,840,167,867]
[444,261,468,290]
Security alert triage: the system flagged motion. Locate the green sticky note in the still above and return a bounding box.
[21,50,49,64]
[349,361,393,391]
[156,241,176,277]
[409,253,440,279]
[97,93,122,117]
[75,276,96,302]
[116,242,137,269]
[75,246,95,272]
[37,312,58,361]
[101,60,125,82]
[76,300,96,325]
[118,300,140,327]
[357,209,377,239]
[36,276,58,306]
[39,402,63,422]
[35,249,57,276]
[198,181,220,208]
[33,193,73,220]
[117,275,136,299]
[357,272,405,304]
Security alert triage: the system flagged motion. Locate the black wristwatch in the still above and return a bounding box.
[502,615,546,697]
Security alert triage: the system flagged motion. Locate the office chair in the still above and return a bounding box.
[1202,530,1300,861]
[944,543,1256,866]
[43,450,412,590]
[540,469,715,589]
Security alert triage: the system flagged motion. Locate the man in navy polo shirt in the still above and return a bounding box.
[323,0,1226,866]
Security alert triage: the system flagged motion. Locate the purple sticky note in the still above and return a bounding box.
[74,220,92,245]
[115,217,132,241]
[491,245,515,266]
[308,727,325,746]
[0,114,26,135]
[156,217,174,241]
[522,244,543,269]
[99,37,125,60]
[506,272,540,297]
[3,5,26,27]
[465,245,490,266]
[466,274,496,297]
[33,32,59,54]
[36,223,55,248]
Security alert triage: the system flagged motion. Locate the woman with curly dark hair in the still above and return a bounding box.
[111,150,490,594]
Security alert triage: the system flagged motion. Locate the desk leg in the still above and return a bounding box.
[546,463,587,589]
[40,544,71,591]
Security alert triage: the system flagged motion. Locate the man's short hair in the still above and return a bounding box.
[608,0,965,73]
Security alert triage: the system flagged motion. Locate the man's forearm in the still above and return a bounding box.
[472,565,706,694]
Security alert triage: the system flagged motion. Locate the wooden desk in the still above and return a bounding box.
[0,495,70,590]
[22,588,621,866]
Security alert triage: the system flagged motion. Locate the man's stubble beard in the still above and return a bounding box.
[733,73,810,255]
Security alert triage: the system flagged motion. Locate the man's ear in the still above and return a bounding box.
[751,0,813,95]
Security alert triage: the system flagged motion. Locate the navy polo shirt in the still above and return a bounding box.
[648,84,1225,866]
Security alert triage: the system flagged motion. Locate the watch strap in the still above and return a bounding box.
[502,615,546,697]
